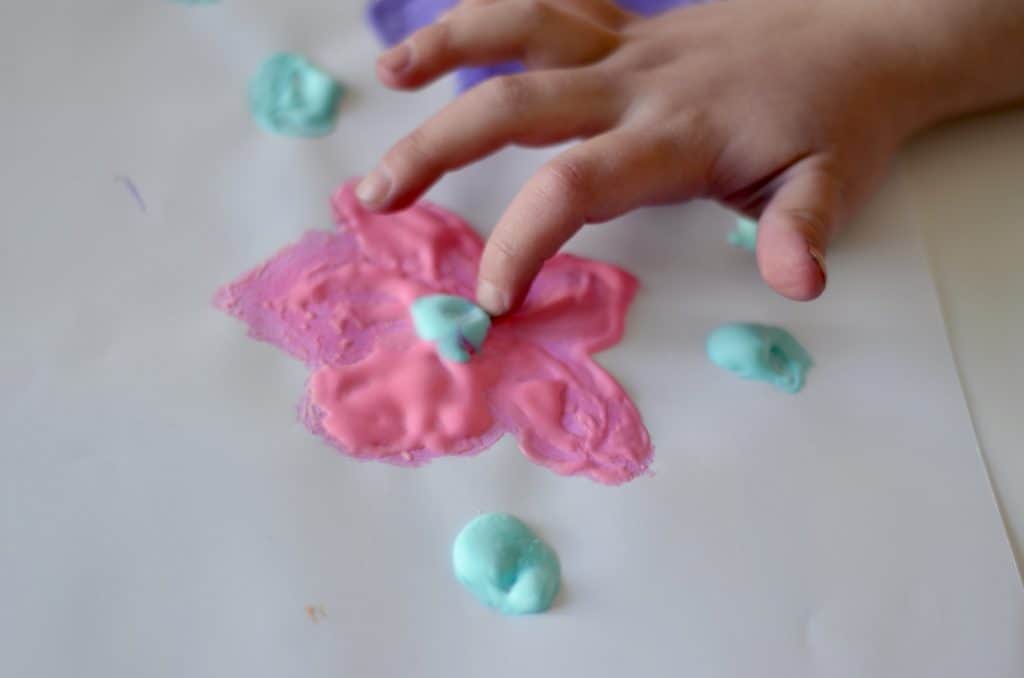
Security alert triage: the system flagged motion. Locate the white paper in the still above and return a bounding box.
[2,2,1021,677]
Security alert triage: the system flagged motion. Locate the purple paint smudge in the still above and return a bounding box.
[114,176,147,213]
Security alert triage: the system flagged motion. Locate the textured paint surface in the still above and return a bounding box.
[367,0,703,92]
[452,513,560,615]
[215,181,652,484]
[706,323,813,393]
[248,53,343,137]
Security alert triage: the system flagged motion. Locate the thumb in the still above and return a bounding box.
[755,157,841,301]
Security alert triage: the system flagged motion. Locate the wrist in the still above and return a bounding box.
[837,0,1024,139]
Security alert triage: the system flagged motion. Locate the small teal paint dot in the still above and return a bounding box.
[452,513,561,615]
[248,53,343,137]
[707,323,813,393]
[410,294,490,363]
[728,215,758,252]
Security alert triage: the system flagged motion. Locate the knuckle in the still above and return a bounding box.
[418,21,451,55]
[537,159,590,205]
[783,206,831,237]
[489,235,521,264]
[389,128,434,171]
[814,162,849,208]
[659,108,719,190]
[508,0,556,36]
[670,107,713,142]
[479,75,535,112]
[520,0,549,15]
[524,0,555,20]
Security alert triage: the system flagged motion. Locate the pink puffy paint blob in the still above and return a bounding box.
[214,181,652,484]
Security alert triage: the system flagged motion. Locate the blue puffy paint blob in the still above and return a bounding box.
[707,323,813,393]
[728,216,758,252]
[452,513,561,615]
[248,53,343,137]
[410,294,491,363]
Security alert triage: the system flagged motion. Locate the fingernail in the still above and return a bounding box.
[808,245,827,284]
[476,279,510,316]
[356,170,391,208]
[378,43,411,74]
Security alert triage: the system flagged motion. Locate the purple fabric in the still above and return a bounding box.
[367,0,699,92]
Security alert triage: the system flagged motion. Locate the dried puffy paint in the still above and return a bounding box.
[215,180,652,484]
[248,53,343,137]
[410,294,490,363]
[706,323,813,393]
[728,215,758,252]
[452,513,560,615]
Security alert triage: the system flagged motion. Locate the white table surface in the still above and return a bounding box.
[907,111,1024,578]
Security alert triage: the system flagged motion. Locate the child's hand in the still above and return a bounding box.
[357,0,1024,315]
